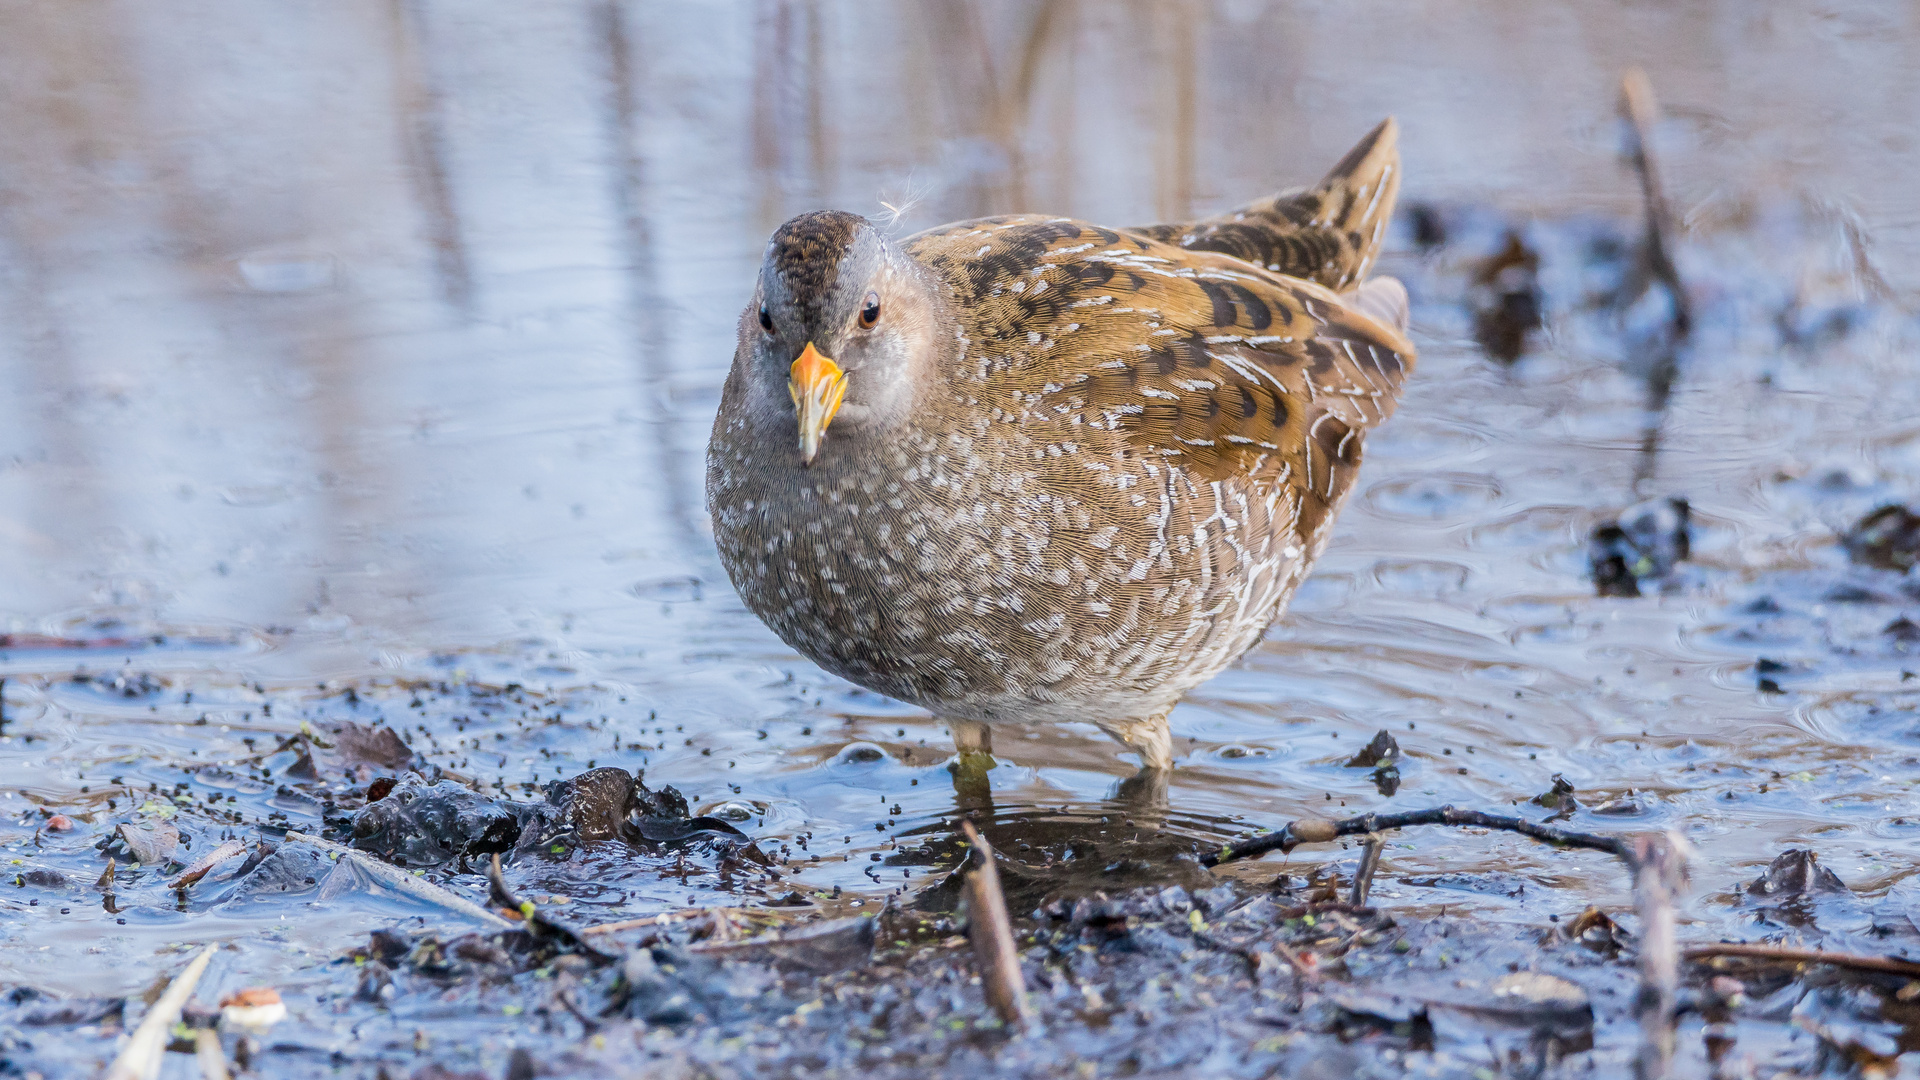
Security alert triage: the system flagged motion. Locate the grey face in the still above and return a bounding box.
[737,210,945,463]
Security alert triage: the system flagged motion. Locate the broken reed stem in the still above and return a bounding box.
[1631,833,1689,1080]
[1619,68,1692,336]
[1684,943,1920,980]
[104,942,217,1080]
[285,831,512,929]
[960,820,1033,1030]
[1347,833,1384,907]
[194,1027,232,1080]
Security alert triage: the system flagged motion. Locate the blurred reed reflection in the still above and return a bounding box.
[0,0,1914,660]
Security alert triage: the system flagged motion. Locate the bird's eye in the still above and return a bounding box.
[858,292,881,329]
[758,304,774,334]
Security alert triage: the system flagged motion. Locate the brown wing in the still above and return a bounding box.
[1126,118,1401,291]
[910,216,1416,530]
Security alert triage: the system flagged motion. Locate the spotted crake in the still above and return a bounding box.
[708,119,1415,774]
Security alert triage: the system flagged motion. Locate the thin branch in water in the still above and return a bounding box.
[961,820,1033,1030]
[487,853,617,963]
[1685,943,1920,980]
[1347,833,1384,907]
[1202,805,1628,867]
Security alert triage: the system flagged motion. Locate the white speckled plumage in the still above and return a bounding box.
[708,120,1415,771]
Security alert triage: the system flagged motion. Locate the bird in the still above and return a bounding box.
[708,119,1416,784]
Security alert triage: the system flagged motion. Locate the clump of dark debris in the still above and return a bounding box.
[346,766,757,871]
[1589,496,1691,597]
[1845,504,1920,573]
[1470,230,1544,363]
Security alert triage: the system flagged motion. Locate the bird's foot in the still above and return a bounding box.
[1111,765,1170,810]
[947,749,997,810]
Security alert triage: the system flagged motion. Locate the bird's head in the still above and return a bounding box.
[737,210,945,465]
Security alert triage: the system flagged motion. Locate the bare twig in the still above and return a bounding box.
[486,853,617,964]
[285,831,511,929]
[553,986,601,1035]
[1684,943,1920,979]
[961,820,1033,1030]
[1619,68,1692,336]
[1348,833,1385,907]
[1631,832,1691,1080]
[105,943,217,1080]
[1203,805,1628,867]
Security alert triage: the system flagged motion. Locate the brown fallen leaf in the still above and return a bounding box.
[325,720,415,771]
[171,839,248,890]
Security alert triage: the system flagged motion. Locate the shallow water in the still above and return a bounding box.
[3,1,1920,1074]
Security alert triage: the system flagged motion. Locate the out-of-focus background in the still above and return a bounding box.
[4,1,1914,657]
[5,0,1920,1028]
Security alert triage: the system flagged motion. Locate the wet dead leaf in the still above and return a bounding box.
[326,720,414,771]
[116,821,179,865]
[1844,504,1920,572]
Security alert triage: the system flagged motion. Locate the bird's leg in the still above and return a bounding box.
[1101,713,1173,812]
[946,718,996,810]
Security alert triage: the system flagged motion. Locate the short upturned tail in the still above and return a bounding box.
[1129,117,1402,291]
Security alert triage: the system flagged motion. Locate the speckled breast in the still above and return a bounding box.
[706,409,1316,725]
